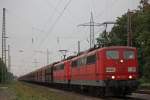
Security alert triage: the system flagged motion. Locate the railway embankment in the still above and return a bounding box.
[1,81,150,100]
[0,81,99,100]
[136,83,150,94]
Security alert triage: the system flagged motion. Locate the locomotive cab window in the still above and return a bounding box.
[58,64,64,70]
[54,64,64,70]
[77,57,86,67]
[124,50,134,59]
[53,67,56,71]
[106,50,119,59]
[46,68,51,73]
[86,54,96,64]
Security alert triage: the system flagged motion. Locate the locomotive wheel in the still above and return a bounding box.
[113,87,127,97]
[99,87,105,97]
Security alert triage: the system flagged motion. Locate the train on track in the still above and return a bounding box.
[19,46,139,96]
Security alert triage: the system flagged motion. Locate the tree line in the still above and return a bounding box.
[96,0,150,82]
[0,58,14,83]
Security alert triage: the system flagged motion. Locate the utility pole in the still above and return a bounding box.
[78,41,80,54]
[33,59,39,67]
[47,49,49,65]
[2,8,7,64]
[1,8,4,82]
[90,12,94,48]
[8,45,11,72]
[34,50,51,65]
[78,12,101,48]
[1,8,7,82]
[7,45,11,80]
[127,9,132,46]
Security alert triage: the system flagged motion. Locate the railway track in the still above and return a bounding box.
[25,82,150,100]
[44,87,150,100]
[136,89,150,95]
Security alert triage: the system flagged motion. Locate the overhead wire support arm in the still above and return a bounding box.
[78,23,101,27]
[59,49,68,60]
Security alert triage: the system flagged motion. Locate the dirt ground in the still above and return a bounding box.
[0,86,16,100]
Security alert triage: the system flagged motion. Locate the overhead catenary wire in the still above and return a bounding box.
[43,0,77,30]
[32,0,73,49]
[9,0,137,75]
[95,0,120,20]
[31,0,78,50]
[5,0,77,68]
[42,0,73,45]
[10,0,114,61]
[24,0,73,68]
[42,0,63,29]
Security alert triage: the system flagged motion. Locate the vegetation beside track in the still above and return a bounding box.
[1,81,85,100]
[139,82,150,90]
[96,0,150,83]
[0,58,14,83]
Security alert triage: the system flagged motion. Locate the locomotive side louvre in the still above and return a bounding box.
[42,69,45,83]
[45,66,51,83]
[45,65,53,83]
[70,50,106,86]
[36,71,38,82]
[53,61,71,84]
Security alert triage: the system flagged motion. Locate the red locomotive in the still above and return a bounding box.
[19,46,139,96]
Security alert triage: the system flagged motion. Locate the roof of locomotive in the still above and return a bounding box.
[70,46,136,61]
[99,46,136,50]
[19,46,136,77]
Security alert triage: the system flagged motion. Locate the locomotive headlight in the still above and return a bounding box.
[111,75,115,79]
[129,75,132,79]
[128,67,136,72]
[106,67,116,72]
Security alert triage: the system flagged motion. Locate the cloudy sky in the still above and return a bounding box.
[0,0,140,76]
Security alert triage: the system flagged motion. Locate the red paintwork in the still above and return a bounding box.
[70,46,138,81]
[71,51,98,81]
[19,46,139,85]
[65,61,71,81]
[101,47,138,80]
[53,61,71,81]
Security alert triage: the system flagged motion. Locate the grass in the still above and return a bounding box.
[138,78,150,90]
[3,81,79,100]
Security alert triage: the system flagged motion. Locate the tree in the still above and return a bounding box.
[0,58,14,83]
[0,58,7,83]
[96,1,150,81]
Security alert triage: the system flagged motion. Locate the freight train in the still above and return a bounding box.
[19,46,139,96]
